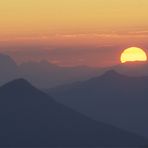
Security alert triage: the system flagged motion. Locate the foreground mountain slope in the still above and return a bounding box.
[50,70,148,138]
[0,79,147,147]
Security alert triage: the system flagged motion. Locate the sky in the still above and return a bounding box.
[0,0,148,67]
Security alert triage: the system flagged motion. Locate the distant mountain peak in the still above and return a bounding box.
[0,53,14,62]
[102,70,123,78]
[4,78,30,85]
[0,53,11,59]
[1,78,34,91]
[0,53,18,75]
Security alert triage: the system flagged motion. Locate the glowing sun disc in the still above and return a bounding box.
[120,47,147,63]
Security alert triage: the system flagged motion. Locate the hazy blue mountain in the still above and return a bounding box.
[49,70,148,138]
[16,60,148,89]
[115,61,148,76]
[0,79,147,147]
[0,54,19,85]
[0,53,104,88]
[2,53,148,89]
[19,60,101,88]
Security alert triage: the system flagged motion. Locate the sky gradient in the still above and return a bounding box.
[0,0,148,67]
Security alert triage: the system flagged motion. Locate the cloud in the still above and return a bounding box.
[1,30,148,43]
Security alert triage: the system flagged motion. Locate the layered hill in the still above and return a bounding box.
[0,78,147,147]
[50,70,148,138]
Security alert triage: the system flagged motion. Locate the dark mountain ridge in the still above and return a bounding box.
[0,79,147,147]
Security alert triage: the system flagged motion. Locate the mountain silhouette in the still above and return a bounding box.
[0,79,147,147]
[50,70,148,138]
[0,54,19,85]
[19,60,99,88]
[3,53,148,89]
[0,53,101,88]
[115,61,148,76]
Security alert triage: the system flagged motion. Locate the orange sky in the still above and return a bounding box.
[0,0,148,67]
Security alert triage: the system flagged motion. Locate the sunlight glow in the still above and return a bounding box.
[120,47,147,63]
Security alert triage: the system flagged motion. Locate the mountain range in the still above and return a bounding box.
[49,70,148,138]
[1,53,148,89]
[0,78,146,147]
[0,53,103,88]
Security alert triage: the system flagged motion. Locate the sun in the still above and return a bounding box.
[120,47,147,63]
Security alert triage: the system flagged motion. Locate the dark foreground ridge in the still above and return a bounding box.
[0,78,147,147]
